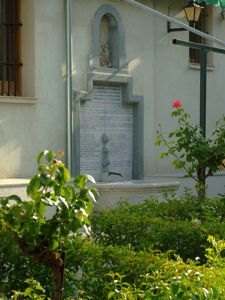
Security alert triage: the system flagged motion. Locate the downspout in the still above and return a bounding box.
[66,0,73,173]
[119,0,225,48]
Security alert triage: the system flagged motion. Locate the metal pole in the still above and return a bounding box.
[172,40,225,138]
[66,0,73,173]
[200,49,207,137]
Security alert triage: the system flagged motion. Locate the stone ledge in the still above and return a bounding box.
[0,96,37,105]
[0,179,29,198]
[0,178,29,186]
[95,180,180,191]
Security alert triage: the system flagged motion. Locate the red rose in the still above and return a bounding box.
[173,100,183,108]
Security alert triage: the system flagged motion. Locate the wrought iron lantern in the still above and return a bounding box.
[167,0,203,32]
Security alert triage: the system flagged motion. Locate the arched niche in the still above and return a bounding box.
[99,14,119,68]
[90,4,126,69]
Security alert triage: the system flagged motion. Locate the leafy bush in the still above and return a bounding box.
[90,194,225,262]
[2,154,225,299]
[0,250,51,298]
[0,150,98,300]
[4,234,225,299]
[156,102,225,201]
[10,278,50,300]
[64,235,225,299]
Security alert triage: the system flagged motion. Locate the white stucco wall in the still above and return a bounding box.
[0,0,66,178]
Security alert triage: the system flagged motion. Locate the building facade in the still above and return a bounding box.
[0,0,225,196]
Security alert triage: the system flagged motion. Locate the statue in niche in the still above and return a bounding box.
[99,16,112,68]
[100,42,112,67]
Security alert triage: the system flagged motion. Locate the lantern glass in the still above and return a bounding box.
[184,2,202,23]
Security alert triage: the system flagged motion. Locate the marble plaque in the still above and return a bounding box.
[80,84,133,181]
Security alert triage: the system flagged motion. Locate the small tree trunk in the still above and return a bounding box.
[197,167,206,203]
[52,252,65,300]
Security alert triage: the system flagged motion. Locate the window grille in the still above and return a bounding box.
[0,0,22,96]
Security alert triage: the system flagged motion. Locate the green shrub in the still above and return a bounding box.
[65,236,225,299]
[2,166,225,299]
[10,278,50,300]
[0,150,98,300]
[90,195,225,262]
[0,250,51,298]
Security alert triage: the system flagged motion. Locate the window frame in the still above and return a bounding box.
[0,0,22,96]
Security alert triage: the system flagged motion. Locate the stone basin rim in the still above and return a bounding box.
[95,180,180,190]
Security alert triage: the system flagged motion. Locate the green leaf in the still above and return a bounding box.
[24,287,33,296]
[155,139,161,146]
[63,167,71,182]
[35,284,45,292]
[7,195,22,203]
[37,150,55,165]
[108,291,116,299]
[160,153,165,159]
[60,196,69,209]
[42,198,54,206]
[87,189,98,203]
[86,174,96,184]
[50,239,59,251]
[168,132,175,138]
[171,282,179,295]
[27,176,41,196]
[74,175,87,189]
[36,151,45,166]
[36,202,46,217]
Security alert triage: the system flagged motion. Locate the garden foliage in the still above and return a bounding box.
[2,193,225,298]
[156,102,225,201]
[91,194,225,262]
[1,151,225,299]
[0,150,98,300]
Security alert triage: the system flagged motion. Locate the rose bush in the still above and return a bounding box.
[156,101,225,201]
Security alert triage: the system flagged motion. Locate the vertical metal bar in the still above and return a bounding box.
[6,0,9,95]
[1,0,4,95]
[200,49,207,137]
[66,0,73,174]
[13,0,16,95]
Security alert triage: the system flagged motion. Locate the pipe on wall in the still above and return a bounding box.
[66,0,73,173]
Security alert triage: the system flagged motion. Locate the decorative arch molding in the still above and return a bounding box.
[90,4,127,69]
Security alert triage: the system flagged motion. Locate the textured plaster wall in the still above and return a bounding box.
[0,0,66,178]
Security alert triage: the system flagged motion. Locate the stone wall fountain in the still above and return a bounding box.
[74,4,180,210]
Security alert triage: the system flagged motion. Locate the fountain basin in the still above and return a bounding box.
[0,178,180,212]
[94,180,180,210]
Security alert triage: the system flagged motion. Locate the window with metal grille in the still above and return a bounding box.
[189,6,206,64]
[0,0,22,96]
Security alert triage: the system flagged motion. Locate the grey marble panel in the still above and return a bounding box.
[80,84,133,181]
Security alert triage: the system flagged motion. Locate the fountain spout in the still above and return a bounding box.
[108,171,123,178]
